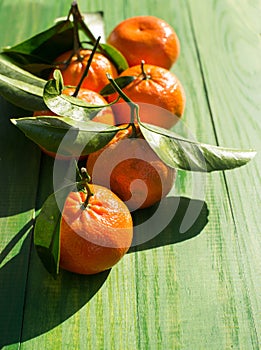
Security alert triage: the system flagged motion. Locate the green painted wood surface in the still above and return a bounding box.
[0,0,260,349]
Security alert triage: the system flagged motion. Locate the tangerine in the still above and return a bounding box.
[60,184,133,275]
[107,62,186,129]
[52,49,118,92]
[86,124,176,210]
[107,16,180,69]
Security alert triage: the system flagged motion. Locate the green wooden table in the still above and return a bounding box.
[0,0,260,349]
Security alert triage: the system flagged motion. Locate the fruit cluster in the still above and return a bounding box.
[0,2,255,277]
[39,14,185,203]
[45,14,184,275]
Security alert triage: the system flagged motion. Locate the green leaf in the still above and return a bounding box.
[11,116,120,157]
[43,69,112,120]
[1,12,116,78]
[0,53,46,86]
[0,72,46,111]
[99,43,129,73]
[34,185,74,277]
[3,20,72,57]
[139,122,256,172]
[2,20,74,75]
[99,76,136,96]
[0,53,47,110]
[2,53,54,76]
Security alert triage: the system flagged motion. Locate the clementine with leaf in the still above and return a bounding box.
[86,123,176,211]
[60,184,133,275]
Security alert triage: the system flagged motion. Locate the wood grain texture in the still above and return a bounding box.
[0,0,260,349]
[0,82,41,349]
[188,0,261,347]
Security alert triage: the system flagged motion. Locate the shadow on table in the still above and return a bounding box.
[0,230,110,349]
[129,196,209,252]
[0,196,208,348]
[0,97,41,218]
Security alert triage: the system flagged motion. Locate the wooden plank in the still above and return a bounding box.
[188,0,261,347]
[0,102,40,349]
[0,2,79,348]
[0,0,44,346]
[0,0,74,47]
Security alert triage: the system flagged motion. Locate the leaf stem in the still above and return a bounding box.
[67,1,82,55]
[69,1,107,56]
[106,74,140,124]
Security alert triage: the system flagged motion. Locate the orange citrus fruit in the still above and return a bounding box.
[86,124,176,210]
[107,16,180,69]
[52,49,118,92]
[60,184,133,275]
[107,63,186,129]
[34,87,115,125]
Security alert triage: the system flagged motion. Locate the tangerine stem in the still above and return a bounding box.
[83,184,93,208]
[80,167,93,208]
[129,121,138,138]
[140,60,151,80]
[72,36,101,97]
[80,167,91,183]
